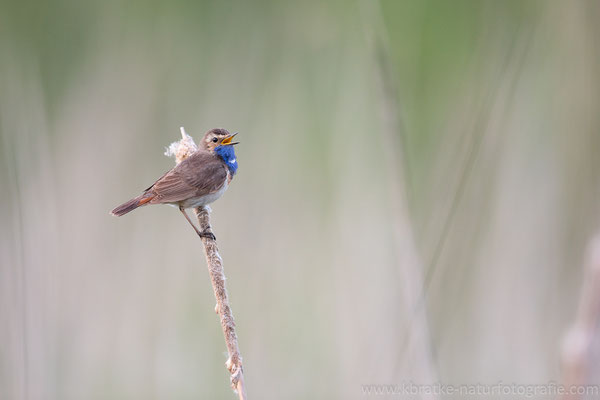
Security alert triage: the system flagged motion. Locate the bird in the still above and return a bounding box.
[110,128,239,239]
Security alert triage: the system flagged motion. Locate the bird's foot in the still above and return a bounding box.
[198,229,216,240]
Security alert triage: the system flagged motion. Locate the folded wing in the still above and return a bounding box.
[149,151,228,204]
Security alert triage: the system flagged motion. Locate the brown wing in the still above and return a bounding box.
[148,151,228,204]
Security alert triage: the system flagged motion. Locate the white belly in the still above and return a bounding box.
[178,179,229,209]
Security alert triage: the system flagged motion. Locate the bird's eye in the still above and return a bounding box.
[212,137,218,143]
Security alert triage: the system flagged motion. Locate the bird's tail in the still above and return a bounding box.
[110,193,154,216]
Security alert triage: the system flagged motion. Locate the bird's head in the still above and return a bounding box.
[202,128,239,152]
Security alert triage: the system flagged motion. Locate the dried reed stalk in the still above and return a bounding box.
[561,235,600,400]
[167,127,247,399]
[194,206,246,399]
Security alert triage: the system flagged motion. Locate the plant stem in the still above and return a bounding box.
[561,236,600,400]
[194,206,247,400]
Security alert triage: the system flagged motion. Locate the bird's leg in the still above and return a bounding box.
[179,206,202,235]
[179,206,216,240]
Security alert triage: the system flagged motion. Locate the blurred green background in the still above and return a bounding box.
[1,0,600,398]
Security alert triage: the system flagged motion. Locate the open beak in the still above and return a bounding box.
[221,132,239,146]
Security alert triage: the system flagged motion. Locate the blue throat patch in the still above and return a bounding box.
[215,145,238,175]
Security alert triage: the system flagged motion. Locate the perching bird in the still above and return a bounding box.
[110,128,239,239]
